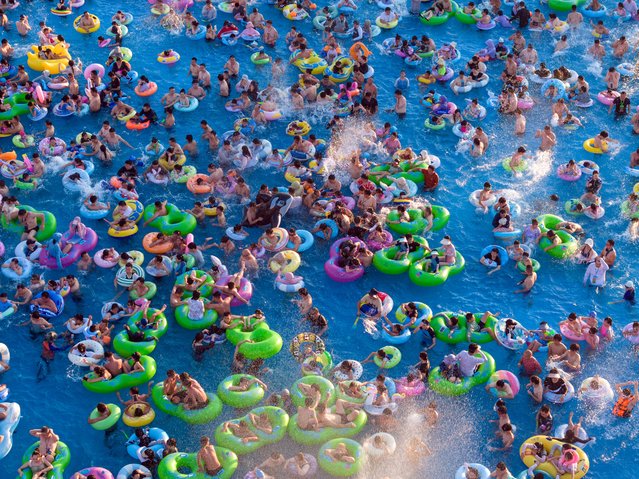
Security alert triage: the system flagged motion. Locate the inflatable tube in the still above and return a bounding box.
[158,451,238,479]
[318,438,365,477]
[151,382,223,424]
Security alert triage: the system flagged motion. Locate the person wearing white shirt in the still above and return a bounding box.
[583,256,609,287]
[455,343,486,377]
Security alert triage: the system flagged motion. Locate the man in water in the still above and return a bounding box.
[455,343,486,377]
[28,426,59,462]
[197,436,222,476]
[612,380,639,418]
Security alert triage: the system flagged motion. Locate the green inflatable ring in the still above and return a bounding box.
[537,213,578,259]
[502,156,528,173]
[564,199,585,216]
[318,438,365,477]
[372,247,413,275]
[302,350,333,376]
[89,403,122,431]
[621,200,639,219]
[374,345,401,368]
[217,374,266,408]
[335,380,368,404]
[455,7,481,24]
[291,375,336,407]
[174,270,214,298]
[428,351,496,396]
[539,230,578,259]
[517,258,541,272]
[387,209,428,235]
[430,311,497,344]
[172,165,197,184]
[225,316,269,344]
[430,205,451,231]
[13,134,35,148]
[250,52,270,65]
[142,203,197,235]
[112,309,168,357]
[129,281,158,300]
[214,406,289,455]
[424,118,447,130]
[158,450,238,479]
[419,10,450,26]
[237,328,283,360]
[174,305,218,330]
[83,355,156,393]
[20,441,71,479]
[408,249,466,287]
[548,0,585,11]
[372,236,429,275]
[1,205,57,241]
[152,382,223,424]
[287,408,367,445]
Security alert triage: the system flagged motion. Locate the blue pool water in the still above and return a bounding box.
[1,0,638,477]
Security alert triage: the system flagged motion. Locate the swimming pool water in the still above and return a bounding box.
[1,0,638,477]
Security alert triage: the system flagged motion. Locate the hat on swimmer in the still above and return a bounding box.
[584,238,594,247]
[626,281,635,288]
[547,373,561,379]
[242,74,249,80]
[498,37,504,43]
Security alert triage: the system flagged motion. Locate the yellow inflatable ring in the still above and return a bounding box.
[582,138,607,154]
[269,250,301,273]
[118,250,145,267]
[520,435,589,479]
[74,14,101,34]
[122,403,156,427]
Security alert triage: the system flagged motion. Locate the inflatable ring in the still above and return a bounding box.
[269,250,301,273]
[582,138,607,154]
[429,352,496,396]
[214,406,290,455]
[520,435,589,479]
[19,442,70,479]
[318,438,365,477]
[88,403,121,430]
[291,375,336,408]
[73,14,101,33]
[83,356,156,393]
[488,369,521,397]
[217,374,267,408]
[151,382,223,424]
[374,345,401,369]
[290,332,325,361]
[158,451,237,479]
[122,403,156,427]
[288,409,367,445]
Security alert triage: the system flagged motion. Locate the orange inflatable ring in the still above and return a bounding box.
[0,151,17,161]
[323,44,342,54]
[186,174,213,194]
[110,176,122,189]
[126,120,150,130]
[349,42,372,60]
[142,232,173,254]
[134,82,158,97]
